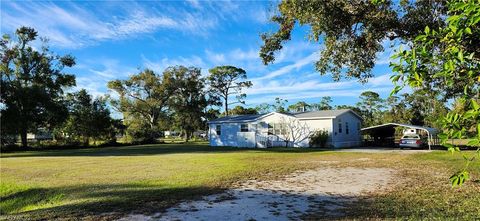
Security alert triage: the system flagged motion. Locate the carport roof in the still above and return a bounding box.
[361,123,438,134]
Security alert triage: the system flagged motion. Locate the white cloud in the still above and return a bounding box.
[142,55,207,73]
[72,59,137,98]
[245,74,395,105]
[1,2,218,48]
[252,52,318,81]
[205,50,227,64]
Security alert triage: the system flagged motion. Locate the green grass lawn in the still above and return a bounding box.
[1,143,479,220]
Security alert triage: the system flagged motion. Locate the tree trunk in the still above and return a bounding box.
[83,136,89,146]
[20,130,28,148]
[184,131,189,142]
[225,97,229,116]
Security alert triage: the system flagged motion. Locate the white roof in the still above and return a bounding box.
[293,109,362,120]
[361,123,439,135]
[207,109,362,124]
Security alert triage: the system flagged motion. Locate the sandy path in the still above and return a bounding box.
[119,167,393,221]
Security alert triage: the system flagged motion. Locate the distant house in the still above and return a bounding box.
[208,109,362,148]
[27,128,53,141]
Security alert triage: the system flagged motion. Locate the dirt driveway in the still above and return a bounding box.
[120,166,394,221]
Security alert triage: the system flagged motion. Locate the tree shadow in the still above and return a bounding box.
[1,143,331,158]
[3,181,473,220]
[1,183,225,220]
[0,182,376,221]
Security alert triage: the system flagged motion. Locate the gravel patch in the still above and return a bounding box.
[118,167,393,221]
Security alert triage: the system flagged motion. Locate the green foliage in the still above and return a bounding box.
[391,0,480,186]
[0,26,76,147]
[167,66,212,141]
[255,103,273,114]
[228,106,258,115]
[273,97,288,113]
[260,1,446,82]
[309,130,330,148]
[108,69,177,143]
[356,91,385,127]
[207,66,252,116]
[61,89,113,145]
[288,101,310,112]
[316,96,333,110]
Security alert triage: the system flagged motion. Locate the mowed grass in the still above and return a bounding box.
[1,143,479,220]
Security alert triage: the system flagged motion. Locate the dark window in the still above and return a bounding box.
[240,124,249,132]
[346,122,349,134]
[216,125,221,135]
[268,123,273,134]
[338,123,342,133]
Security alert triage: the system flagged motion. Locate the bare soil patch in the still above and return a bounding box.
[119,167,394,221]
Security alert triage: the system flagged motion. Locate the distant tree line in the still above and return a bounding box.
[0,27,252,148]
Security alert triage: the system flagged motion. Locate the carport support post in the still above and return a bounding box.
[427,131,431,150]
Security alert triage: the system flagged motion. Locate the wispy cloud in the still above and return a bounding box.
[141,55,207,74]
[1,1,218,48]
[245,74,396,105]
[72,59,137,97]
[252,52,318,81]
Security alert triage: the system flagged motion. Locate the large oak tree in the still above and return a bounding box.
[1,27,76,147]
[107,69,176,142]
[260,0,446,82]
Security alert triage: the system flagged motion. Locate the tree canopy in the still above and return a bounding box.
[62,89,113,145]
[207,65,252,116]
[1,27,76,147]
[168,66,213,141]
[229,106,259,115]
[260,0,446,82]
[108,69,176,142]
[390,0,480,186]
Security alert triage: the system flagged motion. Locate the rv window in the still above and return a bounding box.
[216,125,221,135]
[240,124,249,132]
[346,122,349,134]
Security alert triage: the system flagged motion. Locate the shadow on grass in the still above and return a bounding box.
[5,183,476,220]
[0,182,389,221]
[1,183,226,220]
[1,143,332,158]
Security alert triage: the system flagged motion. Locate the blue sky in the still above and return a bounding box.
[1,0,398,110]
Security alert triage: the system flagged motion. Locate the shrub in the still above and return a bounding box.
[309,130,329,148]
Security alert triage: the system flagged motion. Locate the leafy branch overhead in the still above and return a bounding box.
[260,0,446,82]
[390,0,480,186]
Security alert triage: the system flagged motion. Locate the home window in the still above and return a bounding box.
[338,123,342,133]
[273,123,287,135]
[268,123,273,134]
[216,125,221,135]
[240,124,249,132]
[346,122,349,134]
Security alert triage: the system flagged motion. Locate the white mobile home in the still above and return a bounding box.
[208,109,362,148]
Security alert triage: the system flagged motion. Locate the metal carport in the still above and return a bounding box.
[361,123,440,150]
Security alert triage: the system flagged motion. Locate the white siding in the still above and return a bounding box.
[209,111,362,148]
[331,112,362,148]
[209,122,242,146]
[298,118,333,147]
